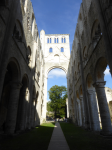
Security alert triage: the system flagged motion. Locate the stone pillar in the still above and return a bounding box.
[42,75,47,122]
[80,96,85,127]
[6,82,22,134]
[35,100,38,126]
[20,89,28,130]
[93,82,112,135]
[77,99,82,126]
[25,90,30,129]
[31,99,36,128]
[78,43,91,129]
[76,102,79,125]
[87,90,100,131]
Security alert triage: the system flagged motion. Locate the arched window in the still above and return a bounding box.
[50,38,51,43]
[49,48,53,53]
[36,32,38,42]
[61,47,64,52]
[62,38,63,43]
[31,14,34,36]
[57,38,59,43]
[27,46,32,67]
[47,38,49,43]
[64,38,66,43]
[54,38,56,43]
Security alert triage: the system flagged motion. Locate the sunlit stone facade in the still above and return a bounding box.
[40,31,70,122]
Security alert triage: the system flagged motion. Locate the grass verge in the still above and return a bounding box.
[60,122,112,150]
[0,122,55,150]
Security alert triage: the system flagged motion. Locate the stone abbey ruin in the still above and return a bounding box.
[0,0,112,136]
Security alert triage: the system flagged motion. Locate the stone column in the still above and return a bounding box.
[76,102,79,125]
[72,66,78,125]
[93,82,112,135]
[80,96,85,127]
[78,43,91,129]
[31,99,36,128]
[35,100,38,126]
[87,90,100,131]
[6,82,22,134]
[92,91,100,131]
[34,101,37,127]
[25,90,30,129]
[20,89,28,130]
[43,75,47,121]
[77,99,82,126]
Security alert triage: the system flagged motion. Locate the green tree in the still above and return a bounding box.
[47,101,53,112]
[48,85,67,118]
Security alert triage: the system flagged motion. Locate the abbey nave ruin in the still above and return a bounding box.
[0,0,112,137]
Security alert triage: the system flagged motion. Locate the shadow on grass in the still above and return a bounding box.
[60,122,112,150]
[0,122,55,150]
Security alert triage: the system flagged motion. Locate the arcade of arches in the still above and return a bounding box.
[0,0,112,136]
[67,0,112,135]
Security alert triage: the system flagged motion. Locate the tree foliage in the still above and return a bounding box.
[48,85,67,118]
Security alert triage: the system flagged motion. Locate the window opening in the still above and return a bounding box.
[64,38,66,43]
[57,38,59,43]
[54,38,56,43]
[47,38,49,43]
[61,47,64,52]
[31,14,34,36]
[62,38,63,43]
[49,48,53,53]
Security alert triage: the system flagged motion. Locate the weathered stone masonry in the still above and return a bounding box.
[0,0,45,134]
[67,0,112,135]
[0,0,112,137]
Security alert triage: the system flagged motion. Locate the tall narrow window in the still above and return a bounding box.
[54,38,56,43]
[47,38,49,43]
[49,48,53,53]
[57,38,58,43]
[64,38,66,43]
[50,38,51,43]
[31,14,34,36]
[61,47,64,52]
[62,38,63,43]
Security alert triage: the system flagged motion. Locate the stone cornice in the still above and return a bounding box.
[45,34,70,36]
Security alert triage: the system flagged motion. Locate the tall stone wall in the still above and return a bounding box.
[40,31,70,122]
[67,0,112,135]
[0,0,45,134]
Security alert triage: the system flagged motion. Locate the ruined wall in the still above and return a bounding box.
[0,0,45,134]
[67,0,112,135]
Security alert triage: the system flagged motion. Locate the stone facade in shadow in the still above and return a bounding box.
[0,0,45,134]
[67,0,112,135]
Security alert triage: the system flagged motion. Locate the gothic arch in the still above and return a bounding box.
[46,66,67,76]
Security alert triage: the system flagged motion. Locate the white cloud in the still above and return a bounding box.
[104,68,110,75]
[48,69,66,78]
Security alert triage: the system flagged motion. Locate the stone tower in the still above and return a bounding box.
[40,30,70,122]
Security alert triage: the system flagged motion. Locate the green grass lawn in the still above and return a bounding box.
[60,122,112,150]
[0,122,55,150]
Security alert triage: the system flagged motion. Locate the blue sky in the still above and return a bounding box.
[104,66,112,89]
[31,0,82,50]
[31,0,112,101]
